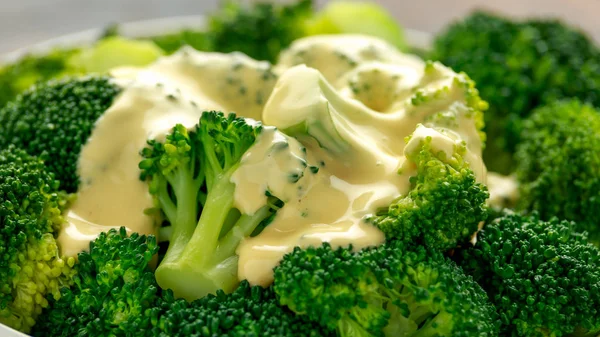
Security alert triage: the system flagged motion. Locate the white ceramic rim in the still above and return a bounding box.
[0,15,432,63]
[0,15,432,337]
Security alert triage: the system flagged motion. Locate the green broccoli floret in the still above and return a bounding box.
[0,48,80,109]
[158,280,334,337]
[206,0,313,63]
[367,134,489,251]
[32,227,165,337]
[0,76,122,192]
[458,212,600,336]
[0,146,75,333]
[274,241,499,337]
[139,111,297,301]
[514,99,600,245]
[432,11,600,174]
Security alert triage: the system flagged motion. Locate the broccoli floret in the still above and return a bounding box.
[148,30,211,55]
[139,111,292,301]
[32,227,164,337]
[0,76,122,192]
[367,131,489,250]
[458,212,600,336]
[515,100,600,245]
[0,48,80,109]
[207,0,313,63]
[158,280,334,337]
[274,241,500,337]
[432,11,600,174]
[0,146,75,333]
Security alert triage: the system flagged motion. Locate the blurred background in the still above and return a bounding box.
[0,0,598,54]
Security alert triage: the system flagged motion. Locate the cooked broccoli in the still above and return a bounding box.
[206,0,313,63]
[158,280,334,337]
[139,111,316,300]
[32,227,164,337]
[432,11,600,174]
[458,212,600,336]
[367,130,489,250]
[0,76,122,192]
[274,240,500,337]
[0,146,75,333]
[514,99,600,245]
[0,48,79,109]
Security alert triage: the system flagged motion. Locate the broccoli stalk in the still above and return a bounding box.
[139,111,277,301]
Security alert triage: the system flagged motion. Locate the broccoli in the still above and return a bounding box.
[33,228,333,337]
[0,48,79,109]
[458,212,600,336]
[0,146,75,333]
[32,227,164,337]
[206,0,313,63]
[432,11,600,174]
[514,99,600,245]
[0,76,122,192]
[139,111,315,301]
[273,240,500,337]
[367,130,489,250]
[157,280,334,337]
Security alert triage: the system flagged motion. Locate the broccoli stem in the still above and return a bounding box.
[212,204,272,264]
[156,168,201,268]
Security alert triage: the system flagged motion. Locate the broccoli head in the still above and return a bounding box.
[207,0,313,63]
[274,241,500,337]
[432,11,600,174]
[0,76,122,192]
[458,212,600,336]
[32,227,164,337]
[0,48,80,110]
[140,111,316,300]
[515,99,600,245]
[0,146,75,333]
[157,280,334,337]
[367,126,489,251]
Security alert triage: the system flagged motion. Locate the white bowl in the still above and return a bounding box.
[0,15,432,337]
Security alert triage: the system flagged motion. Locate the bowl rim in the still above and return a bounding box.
[0,14,432,63]
[0,14,432,337]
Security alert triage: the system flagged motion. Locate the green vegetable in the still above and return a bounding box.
[0,48,79,109]
[458,212,600,336]
[432,11,600,174]
[274,241,500,337]
[368,134,489,250]
[206,0,313,63]
[32,228,164,337]
[140,112,314,300]
[306,1,407,51]
[68,36,164,73]
[515,99,600,245]
[158,280,335,336]
[0,146,74,333]
[0,76,122,192]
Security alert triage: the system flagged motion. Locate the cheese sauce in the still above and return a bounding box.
[57,35,487,289]
[58,47,279,256]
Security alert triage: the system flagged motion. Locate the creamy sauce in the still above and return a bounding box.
[487,172,519,210]
[236,35,487,286]
[56,35,487,290]
[58,47,279,256]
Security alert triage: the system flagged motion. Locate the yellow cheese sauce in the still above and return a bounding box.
[56,35,488,288]
[58,47,279,256]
